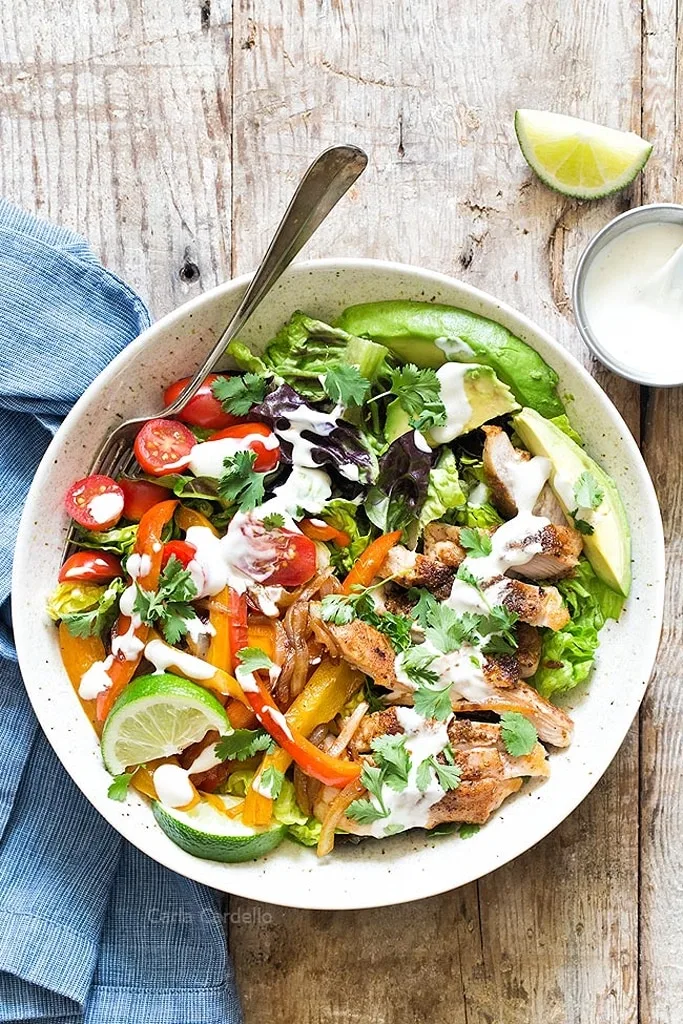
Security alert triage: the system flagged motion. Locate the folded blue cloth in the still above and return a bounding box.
[0,199,242,1024]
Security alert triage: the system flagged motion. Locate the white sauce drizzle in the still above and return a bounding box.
[144,638,216,680]
[111,614,145,661]
[182,616,216,646]
[186,743,223,776]
[87,491,124,525]
[429,363,475,444]
[188,432,280,478]
[78,654,114,700]
[153,764,195,808]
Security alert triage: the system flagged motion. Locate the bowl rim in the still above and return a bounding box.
[572,201,683,387]
[12,256,665,909]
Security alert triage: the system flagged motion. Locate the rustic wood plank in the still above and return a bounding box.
[639,4,683,1021]
[0,0,233,317]
[229,3,642,1023]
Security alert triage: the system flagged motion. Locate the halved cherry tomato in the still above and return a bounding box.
[265,532,317,587]
[58,551,123,583]
[161,540,197,570]
[299,518,351,547]
[163,374,244,430]
[118,478,168,521]
[65,475,125,531]
[208,423,280,472]
[134,418,196,476]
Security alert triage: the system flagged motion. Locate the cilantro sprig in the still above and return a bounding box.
[387,364,447,431]
[134,556,198,644]
[262,512,285,530]
[62,578,126,639]
[257,766,285,800]
[212,373,268,416]
[215,729,274,762]
[570,471,604,535]
[107,772,134,802]
[500,712,538,756]
[459,527,493,558]
[322,365,370,406]
[320,586,413,652]
[235,647,275,673]
[217,450,266,511]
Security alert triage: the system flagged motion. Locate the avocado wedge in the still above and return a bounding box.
[336,300,564,418]
[513,408,631,597]
[385,364,519,444]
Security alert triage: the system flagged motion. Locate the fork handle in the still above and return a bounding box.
[161,144,368,417]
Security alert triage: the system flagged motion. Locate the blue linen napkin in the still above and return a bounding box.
[0,199,243,1024]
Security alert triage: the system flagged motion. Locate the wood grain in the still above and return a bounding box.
[0,2,678,1022]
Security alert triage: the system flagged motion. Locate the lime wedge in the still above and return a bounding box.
[101,673,229,775]
[153,794,286,863]
[514,109,652,199]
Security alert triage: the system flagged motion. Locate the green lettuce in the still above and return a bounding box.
[46,581,109,621]
[550,414,584,447]
[320,498,372,574]
[418,449,466,530]
[73,524,138,556]
[288,818,323,847]
[223,768,321,846]
[47,578,126,638]
[532,559,625,700]
[450,455,504,529]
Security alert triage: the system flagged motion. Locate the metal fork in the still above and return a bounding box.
[64,144,368,551]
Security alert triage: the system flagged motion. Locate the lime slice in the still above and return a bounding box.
[514,109,652,199]
[153,794,286,863]
[101,673,229,775]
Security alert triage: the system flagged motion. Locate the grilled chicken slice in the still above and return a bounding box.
[350,713,549,827]
[422,523,469,567]
[486,578,570,631]
[310,608,574,747]
[482,424,532,518]
[515,622,542,678]
[510,522,583,580]
[377,545,454,599]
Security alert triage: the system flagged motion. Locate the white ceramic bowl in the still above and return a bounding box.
[12,259,665,910]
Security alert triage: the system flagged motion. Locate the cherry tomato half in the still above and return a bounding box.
[65,475,125,531]
[161,540,197,570]
[134,418,196,476]
[163,374,244,430]
[209,423,280,473]
[58,551,123,583]
[118,478,169,521]
[265,532,317,587]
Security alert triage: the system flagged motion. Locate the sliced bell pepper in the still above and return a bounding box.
[247,621,276,661]
[96,500,177,722]
[207,586,231,671]
[225,698,258,730]
[227,588,248,671]
[175,505,219,536]
[58,622,105,733]
[243,660,363,825]
[299,518,351,547]
[342,529,402,594]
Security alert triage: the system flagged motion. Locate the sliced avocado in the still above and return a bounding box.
[336,300,564,418]
[513,407,631,596]
[384,364,519,445]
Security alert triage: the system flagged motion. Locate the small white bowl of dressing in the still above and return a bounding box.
[573,203,683,386]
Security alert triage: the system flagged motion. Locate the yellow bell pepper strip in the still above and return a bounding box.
[243,660,363,826]
[130,766,157,800]
[299,518,350,547]
[207,586,231,671]
[247,621,276,661]
[58,622,105,733]
[175,505,219,536]
[227,588,248,673]
[96,500,178,722]
[341,529,402,594]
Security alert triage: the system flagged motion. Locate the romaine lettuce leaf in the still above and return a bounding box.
[320,498,372,574]
[288,818,323,847]
[46,581,108,621]
[418,449,466,530]
[73,524,138,556]
[532,559,625,700]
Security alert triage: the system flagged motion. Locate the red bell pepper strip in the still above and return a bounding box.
[342,529,402,594]
[236,671,361,788]
[96,500,178,722]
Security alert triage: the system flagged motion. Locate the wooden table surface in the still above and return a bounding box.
[1,2,681,1021]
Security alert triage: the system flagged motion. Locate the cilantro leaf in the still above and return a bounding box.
[412,681,453,722]
[235,646,275,673]
[359,763,385,802]
[133,557,198,644]
[432,758,462,791]
[262,512,285,530]
[320,589,413,652]
[383,823,405,836]
[574,471,603,510]
[456,564,482,590]
[415,757,432,793]
[371,734,410,792]
[459,527,493,558]
[322,365,370,406]
[571,513,595,536]
[459,823,480,839]
[320,593,357,625]
[217,450,266,511]
[62,578,126,639]
[107,772,134,801]
[397,645,440,687]
[425,605,480,653]
[388,364,446,430]
[212,373,268,416]
[500,711,538,757]
[346,798,388,825]
[257,766,285,800]
[215,729,274,761]
[407,588,439,630]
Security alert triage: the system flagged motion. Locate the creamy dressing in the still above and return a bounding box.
[126,553,152,580]
[263,465,332,517]
[182,615,216,646]
[87,490,124,525]
[358,707,451,838]
[583,221,683,382]
[186,743,223,776]
[78,654,114,700]
[144,638,216,680]
[429,363,474,444]
[395,641,491,704]
[188,432,280,478]
[111,615,145,661]
[153,764,195,808]
[434,335,476,361]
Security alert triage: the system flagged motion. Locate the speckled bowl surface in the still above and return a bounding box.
[12,259,664,910]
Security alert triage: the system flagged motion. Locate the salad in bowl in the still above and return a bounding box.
[46,300,631,864]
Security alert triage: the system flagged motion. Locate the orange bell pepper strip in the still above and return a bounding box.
[175,505,219,536]
[225,698,258,730]
[227,589,248,670]
[247,621,276,660]
[96,500,178,722]
[207,586,231,671]
[341,529,402,594]
[58,622,105,734]
[242,660,363,825]
[299,518,350,547]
